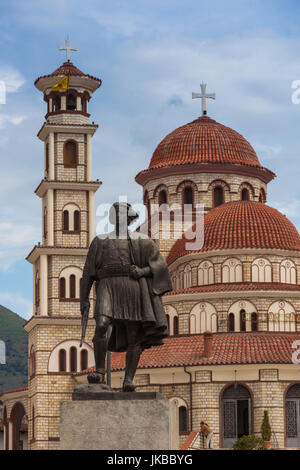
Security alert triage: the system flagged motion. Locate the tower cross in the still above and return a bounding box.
[59,38,78,62]
[192,82,216,116]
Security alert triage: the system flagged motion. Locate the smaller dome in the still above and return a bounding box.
[167,201,300,264]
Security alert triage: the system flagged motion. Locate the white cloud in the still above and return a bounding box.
[0,66,25,93]
[0,114,26,128]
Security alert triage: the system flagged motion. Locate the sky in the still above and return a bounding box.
[0,0,300,319]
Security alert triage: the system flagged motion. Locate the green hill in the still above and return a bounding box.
[0,305,28,393]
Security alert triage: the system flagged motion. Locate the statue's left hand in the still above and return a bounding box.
[130,265,144,280]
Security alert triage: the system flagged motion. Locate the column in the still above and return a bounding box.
[48,132,55,180]
[76,96,82,111]
[61,95,66,110]
[33,263,36,315]
[47,189,54,246]
[88,190,94,246]
[8,421,13,450]
[39,254,48,316]
[86,134,92,181]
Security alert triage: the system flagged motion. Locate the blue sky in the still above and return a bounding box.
[0,0,300,319]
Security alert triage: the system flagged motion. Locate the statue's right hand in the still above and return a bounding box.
[80,300,90,316]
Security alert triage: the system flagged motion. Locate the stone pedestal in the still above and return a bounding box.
[60,391,178,450]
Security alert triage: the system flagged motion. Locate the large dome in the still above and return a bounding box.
[149,116,262,170]
[167,201,300,264]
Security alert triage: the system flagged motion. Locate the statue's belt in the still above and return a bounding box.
[98,264,132,279]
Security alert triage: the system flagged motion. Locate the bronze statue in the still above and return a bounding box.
[80,202,172,392]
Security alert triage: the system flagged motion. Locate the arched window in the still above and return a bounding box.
[59,277,66,299]
[179,406,188,433]
[29,345,36,378]
[183,186,194,207]
[198,260,214,285]
[158,190,167,207]
[190,302,218,334]
[280,259,296,284]
[252,258,272,282]
[80,349,88,371]
[32,407,35,440]
[228,313,235,332]
[66,93,76,110]
[70,346,77,372]
[259,188,266,203]
[166,314,170,331]
[63,210,69,231]
[222,258,243,283]
[35,271,40,307]
[183,264,192,288]
[59,266,82,301]
[251,313,258,331]
[173,316,179,336]
[70,275,76,299]
[213,186,224,207]
[53,95,61,112]
[143,191,151,218]
[43,207,47,240]
[241,188,249,201]
[228,300,258,332]
[164,305,178,336]
[240,310,246,332]
[64,140,77,168]
[268,300,296,332]
[74,210,80,232]
[45,143,49,174]
[58,349,66,372]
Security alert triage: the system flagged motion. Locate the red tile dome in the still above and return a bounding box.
[149,116,262,170]
[167,201,300,264]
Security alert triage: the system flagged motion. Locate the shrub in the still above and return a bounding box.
[261,410,272,441]
[233,435,266,450]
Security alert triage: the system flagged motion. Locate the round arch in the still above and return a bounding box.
[285,383,300,448]
[10,402,27,450]
[220,383,253,448]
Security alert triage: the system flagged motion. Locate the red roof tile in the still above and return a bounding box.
[167,201,300,264]
[77,332,300,372]
[166,282,300,295]
[149,116,263,170]
[34,62,101,86]
[0,386,28,397]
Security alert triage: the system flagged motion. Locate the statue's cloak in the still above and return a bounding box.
[81,232,173,352]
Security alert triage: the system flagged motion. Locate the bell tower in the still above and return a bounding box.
[24,42,101,449]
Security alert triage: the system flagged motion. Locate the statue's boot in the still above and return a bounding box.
[88,337,107,384]
[122,345,142,392]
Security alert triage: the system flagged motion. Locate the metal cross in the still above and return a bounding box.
[59,38,78,62]
[192,82,216,116]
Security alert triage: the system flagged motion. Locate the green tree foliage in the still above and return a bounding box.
[233,435,266,450]
[261,410,272,441]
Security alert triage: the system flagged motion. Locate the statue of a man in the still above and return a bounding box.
[80,202,172,392]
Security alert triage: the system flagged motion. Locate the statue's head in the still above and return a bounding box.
[109,202,138,227]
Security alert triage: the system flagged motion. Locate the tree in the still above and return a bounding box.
[261,410,271,442]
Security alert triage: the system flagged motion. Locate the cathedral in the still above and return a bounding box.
[1,46,300,450]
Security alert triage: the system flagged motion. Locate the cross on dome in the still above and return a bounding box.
[59,38,78,62]
[192,82,216,116]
